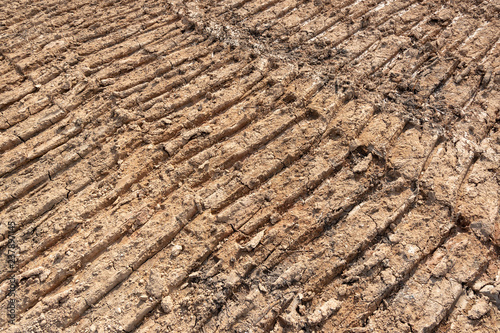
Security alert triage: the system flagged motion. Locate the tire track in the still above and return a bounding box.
[18,74,324,330]
[0,0,498,331]
[0,58,279,325]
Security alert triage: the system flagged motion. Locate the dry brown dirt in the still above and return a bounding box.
[0,0,499,332]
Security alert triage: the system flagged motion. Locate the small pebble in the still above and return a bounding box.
[171,244,183,258]
[161,296,173,313]
[468,297,490,320]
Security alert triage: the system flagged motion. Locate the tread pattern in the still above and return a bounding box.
[0,0,499,332]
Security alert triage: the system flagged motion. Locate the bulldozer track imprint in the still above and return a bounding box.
[0,0,499,332]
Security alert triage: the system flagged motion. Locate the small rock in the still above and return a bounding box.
[171,244,183,258]
[432,258,451,277]
[479,284,500,306]
[467,297,490,320]
[381,270,396,285]
[89,324,97,333]
[139,294,148,302]
[388,231,402,244]
[100,78,115,86]
[353,153,372,173]
[269,213,280,224]
[308,298,341,325]
[198,160,209,171]
[225,271,240,289]
[199,125,212,134]
[40,269,51,282]
[161,118,172,126]
[273,262,306,288]
[239,230,265,251]
[337,285,347,297]
[161,296,173,314]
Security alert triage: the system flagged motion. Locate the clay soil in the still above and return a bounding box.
[0,0,499,332]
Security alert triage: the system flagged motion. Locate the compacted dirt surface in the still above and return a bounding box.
[0,0,499,332]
